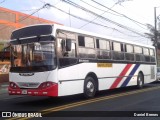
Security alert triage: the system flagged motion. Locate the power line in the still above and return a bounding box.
[81,0,147,30]
[39,0,46,4]
[79,0,122,17]
[91,0,147,27]
[79,11,106,29]
[46,3,148,38]
[0,0,6,4]
[18,4,50,22]
[0,3,50,31]
[61,0,147,38]
[79,0,117,29]
[17,8,40,12]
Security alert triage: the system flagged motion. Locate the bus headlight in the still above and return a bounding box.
[10,83,14,87]
[47,82,51,87]
[9,82,19,89]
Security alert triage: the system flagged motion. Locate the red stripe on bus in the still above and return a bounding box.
[110,64,132,89]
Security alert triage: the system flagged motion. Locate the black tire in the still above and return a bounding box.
[137,73,144,89]
[84,76,96,98]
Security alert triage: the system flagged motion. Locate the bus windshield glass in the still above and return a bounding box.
[11,41,56,68]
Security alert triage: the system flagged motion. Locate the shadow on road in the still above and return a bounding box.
[9,81,160,111]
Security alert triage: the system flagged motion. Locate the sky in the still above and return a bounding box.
[1,0,160,45]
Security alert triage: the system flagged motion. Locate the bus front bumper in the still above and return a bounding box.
[8,83,58,97]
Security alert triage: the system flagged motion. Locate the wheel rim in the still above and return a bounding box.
[138,74,143,87]
[139,77,142,86]
[86,81,94,94]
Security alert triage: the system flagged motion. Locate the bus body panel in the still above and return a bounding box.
[58,64,84,96]
[9,71,50,85]
[58,80,84,96]
[56,62,156,96]
[8,70,59,96]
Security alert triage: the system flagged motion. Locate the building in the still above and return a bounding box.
[0,7,60,41]
[0,7,61,77]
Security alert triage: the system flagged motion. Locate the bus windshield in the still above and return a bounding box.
[11,41,56,71]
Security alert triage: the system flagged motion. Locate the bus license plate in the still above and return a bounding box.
[22,90,27,94]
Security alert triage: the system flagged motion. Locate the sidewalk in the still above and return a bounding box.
[0,82,9,94]
[0,74,25,100]
[0,74,9,98]
[0,82,26,100]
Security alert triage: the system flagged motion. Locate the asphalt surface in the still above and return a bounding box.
[1,81,160,120]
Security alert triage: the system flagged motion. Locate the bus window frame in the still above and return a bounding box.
[112,41,125,61]
[56,30,78,68]
[96,38,111,60]
[125,44,135,62]
[78,34,96,59]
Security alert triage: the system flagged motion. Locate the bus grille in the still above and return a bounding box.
[17,82,40,88]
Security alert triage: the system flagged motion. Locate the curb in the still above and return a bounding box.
[0,82,9,88]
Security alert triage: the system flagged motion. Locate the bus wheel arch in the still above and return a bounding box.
[137,71,144,89]
[83,72,98,98]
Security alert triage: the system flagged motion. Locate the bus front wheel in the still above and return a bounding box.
[84,76,96,98]
[137,73,144,89]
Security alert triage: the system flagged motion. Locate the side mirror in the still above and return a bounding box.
[51,36,55,41]
[66,39,72,51]
[61,39,65,51]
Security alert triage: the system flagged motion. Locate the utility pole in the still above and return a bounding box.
[154,7,158,66]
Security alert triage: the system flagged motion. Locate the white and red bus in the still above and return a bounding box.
[7,24,156,98]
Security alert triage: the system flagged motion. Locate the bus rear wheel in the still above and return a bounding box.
[84,76,96,98]
[137,73,144,89]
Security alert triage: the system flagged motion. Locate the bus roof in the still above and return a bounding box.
[53,24,154,49]
[11,24,154,49]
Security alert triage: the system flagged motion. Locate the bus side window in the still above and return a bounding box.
[150,48,155,62]
[58,38,77,67]
[143,48,150,62]
[78,36,85,47]
[134,46,143,61]
[78,35,95,58]
[112,42,124,60]
[96,39,111,59]
[125,44,134,61]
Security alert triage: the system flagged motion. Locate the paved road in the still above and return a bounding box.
[1,82,160,120]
